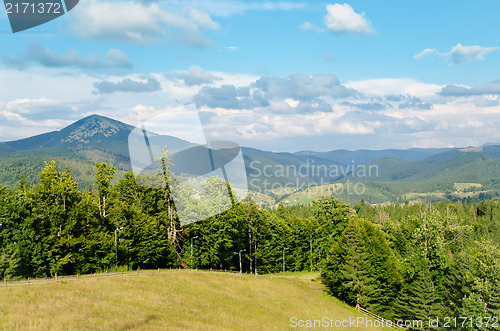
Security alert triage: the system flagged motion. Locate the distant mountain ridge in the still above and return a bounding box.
[0,114,499,204]
[1,114,494,165]
[294,147,453,165]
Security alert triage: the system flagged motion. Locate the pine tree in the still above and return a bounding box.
[338,226,375,309]
[410,270,442,321]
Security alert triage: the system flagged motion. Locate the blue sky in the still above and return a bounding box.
[1,0,500,151]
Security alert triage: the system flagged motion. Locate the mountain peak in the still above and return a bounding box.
[4,114,135,152]
[1,114,193,158]
[59,114,134,144]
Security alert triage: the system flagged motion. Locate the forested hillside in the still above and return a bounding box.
[1,115,500,206]
[0,159,499,330]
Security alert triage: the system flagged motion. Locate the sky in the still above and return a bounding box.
[1,0,500,152]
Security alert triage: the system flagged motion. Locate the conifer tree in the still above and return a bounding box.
[94,162,115,218]
[398,268,442,325]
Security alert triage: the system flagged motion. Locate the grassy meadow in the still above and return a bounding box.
[0,270,389,330]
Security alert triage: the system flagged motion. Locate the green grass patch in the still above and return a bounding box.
[0,270,388,330]
[453,182,483,191]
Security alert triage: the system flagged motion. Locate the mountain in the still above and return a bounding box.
[0,114,500,205]
[241,147,345,191]
[295,147,452,165]
[0,115,346,191]
[0,115,192,158]
[333,148,500,203]
[2,115,133,154]
[346,149,500,183]
[349,152,500,184]
[0,115,194,189]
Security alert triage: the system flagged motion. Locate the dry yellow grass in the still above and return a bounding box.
[453,182,482,191]
[285,183,344,205]
[0,270,388,330]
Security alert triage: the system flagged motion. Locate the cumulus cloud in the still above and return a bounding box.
[414,48,437,60]
[346,78,442,97]
[93,76,162,94]
[299,22,314,30]
[194,74,356,112]
[195,85,264,109]
[0,92,96,141]
[398,100,432,110]
[445,43,498,65]
[414,44,498,65]
[2,98,70,118]
[62,71,500,150]
[341,101,389,111]
[192,73,500,149]
[324,3,374,35]
[253,74,355,100]
[70,0,219,46]
[3,66,500,151]
[3,44,132,70]
[439,81,500,96]
[299,22,324,33]
[170,66,222,86]
[377,95,432,110]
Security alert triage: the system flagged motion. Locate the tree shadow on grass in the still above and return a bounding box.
[119,314,158,330]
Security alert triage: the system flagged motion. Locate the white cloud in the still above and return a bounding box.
[194,74,500,149]
[170,66,222,86]
[0,66,259,142]
[4,44,132,70]
[299,22,314,30]
[299,22,324,33]
[166,0,305,17]
[0,96,85,140]
[0,68,97,101]
[70,0,219,45]
[324,3,374,34]
[413,44,498,65]
[188,8,219,30]
[346,78,442,97]
[93,75,162,94]
[219,46,239,52]
[445,43,498,65]
[3,65,500,150]
[439,81,500,96]
[194,74,355,111]
[414,48,437,60]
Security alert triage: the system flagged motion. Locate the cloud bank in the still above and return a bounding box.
[4,44,132,70]
[93,76,162,94]
[414,44,498,65]
[70,0,219,46]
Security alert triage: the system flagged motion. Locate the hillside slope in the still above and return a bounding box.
[0,270,387,330]
[1,114,500,204]
[347,151,500,185]
[295,147,451,165]
[0,115,348,190]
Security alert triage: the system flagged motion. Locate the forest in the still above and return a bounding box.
[0,159,499,330]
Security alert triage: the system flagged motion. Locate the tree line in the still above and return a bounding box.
[0,159,499,329]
